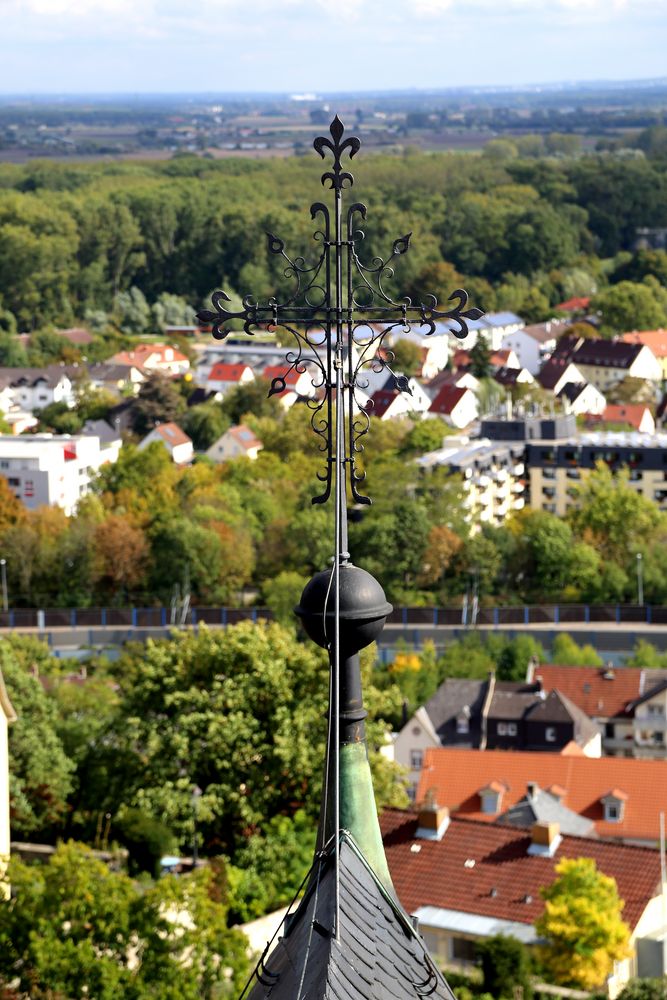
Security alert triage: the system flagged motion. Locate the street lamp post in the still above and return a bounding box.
[0,558,7,613]
[637,552,644,606]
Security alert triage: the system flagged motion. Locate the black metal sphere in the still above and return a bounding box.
[295,563,392,653]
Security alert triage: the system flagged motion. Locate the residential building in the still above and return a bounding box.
[501,319,570,375]
[531,663,667,760]
[552,336,662,392]
[262,364,317,408]
[0,433,119,514]
[388,327,450,378]
[599,404,656,434]
[0,367,74,412]
[481,413,577,443]
[394,676,601,794]
[0,667,17,897]
[381,806,667,985]
[527,431,667,516]
[428,369,480,395]
[205,362,255,395]
[556,296,591,314]
[368,378,432,421]
[558,381,607,415]
[56,327,94,347]
[493,366,534,389]
[110,343,190,376]
[621,329,667,379]
[450,312,525,353]
[428,384,478,428]
[206,424,263,462]
[417,438,526,530]
[416,746,667,844]
[538,358,586,396]
[138,423,193,464]
[87,362,146,397]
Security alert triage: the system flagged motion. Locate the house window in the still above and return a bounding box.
[545,727,557,742]
[605,802,620,822]
[0,460,8,469]
[497,722,517,736]
[451,937,477,963]
[410,750,423,770]
[480,791,500,814]
[648,704,664,717]
[457,715,470,735]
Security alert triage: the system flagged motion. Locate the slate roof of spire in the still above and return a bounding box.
[246,834,455,1000]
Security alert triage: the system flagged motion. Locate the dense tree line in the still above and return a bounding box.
[0,147,667,336]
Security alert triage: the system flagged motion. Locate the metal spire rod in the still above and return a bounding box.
[197,115,482,950]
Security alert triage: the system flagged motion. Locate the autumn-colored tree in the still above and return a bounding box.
[418,525,463,587]
[536,857,631,989]
[93,514,150,599]
[0,475,26,534]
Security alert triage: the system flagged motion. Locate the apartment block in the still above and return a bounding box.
[527,431,667,516]
[0,432,120,515]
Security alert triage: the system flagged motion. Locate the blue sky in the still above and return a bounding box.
[0,0,665,94]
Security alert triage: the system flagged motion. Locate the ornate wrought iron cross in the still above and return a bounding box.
[197,115,482,510]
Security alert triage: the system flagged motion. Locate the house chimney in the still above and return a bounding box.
[528,821,562,857]
[416,790,450,842]
[526,781,539,799]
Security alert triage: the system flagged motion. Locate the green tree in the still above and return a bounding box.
[477,934,533,1000]
[109,622,405,855]
[131,371,185,436]
[550,633,603,667]
[617,980,667,1000]
[262,570,308,626]
[592,280,667,335]
[1,642,74,836]
[0,841,250,1000]
[536,857,631,989]
[469,333,492,377]
[182,401,229,451]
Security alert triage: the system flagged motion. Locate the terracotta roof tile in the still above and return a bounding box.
[534,664,643,719]
[208,363,253,382]
[621,329,667,358]
[416,747,667,841]
[429,384,468,415]
[381,811,661,931]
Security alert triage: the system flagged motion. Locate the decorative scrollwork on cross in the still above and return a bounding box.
[197,115,483,506]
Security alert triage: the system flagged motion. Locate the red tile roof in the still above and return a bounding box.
[429,384,468,416]
[152,422,191,447]
[416,747,667,842]
[602,404,653,430]
[262,365,301,387]
[534,664,643,719]
[208,363,253,383]
[556,296,591,312]
[368,388,399,418]
[621,329,667,359]
[381,810,661,930]
[112,343,188,365]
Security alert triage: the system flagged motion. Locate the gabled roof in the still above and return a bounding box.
[208,362,253,383]
[226,424,262,449]
[368,388,400,418]
[484,311,523,327]
[538,358,582,391]
[533,663,647,719]
[246,833,454,1000]
[0,366,71,390]
[56,327,94,345]
[556,296,591,312]
[570,337,644,370]
[518,319,571,344]
[602,404,653,430]
[111,343,188,366]
[497,785,595,838]
[423,678,488,736]
[621,329,667,359]
[429,384,469,416]
[416,747,667,841]
[381,811,661,931]
[262,365,303,387]
[150,423,191,447]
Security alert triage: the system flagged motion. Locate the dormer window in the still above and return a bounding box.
[456,706,471,735]
[479,781,504,815]
[601,789,628,823]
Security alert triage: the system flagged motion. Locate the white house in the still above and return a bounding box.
[368,378,432,421]
[205,363,255,396]
[262,365,317,409]
[206,424,263,462]
[0,667,17,897]
[539,359,586,396]
[110,343,190,376]
[450,312,525,353]
[0,367,74,412]
[138,423,193,464]
[388,328,450,379]
[0,433,117,515]
[87,362,146,397]
[502,319,571,375]
[558,381,607,416]
[428,385,478,429]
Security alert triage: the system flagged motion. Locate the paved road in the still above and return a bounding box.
[1,619,661,661]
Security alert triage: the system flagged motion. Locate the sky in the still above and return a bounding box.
[0,0,665,95]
